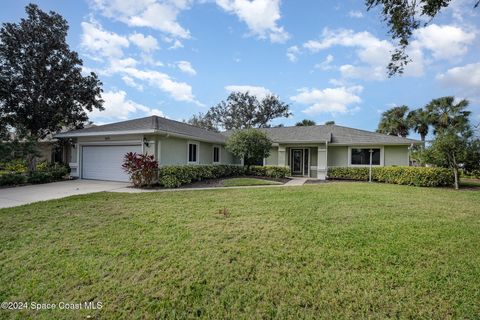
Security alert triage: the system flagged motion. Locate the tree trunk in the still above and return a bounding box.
[453,167,459,190]
[27,153,37,174]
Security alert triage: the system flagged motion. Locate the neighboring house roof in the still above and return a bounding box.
[55,116,227,144]
[225,124,421,145]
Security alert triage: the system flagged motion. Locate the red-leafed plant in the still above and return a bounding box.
[122,152,158,187]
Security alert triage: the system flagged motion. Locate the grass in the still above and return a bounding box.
[460,178,480,188]
[0,182,479,319]
[222,177,282,187]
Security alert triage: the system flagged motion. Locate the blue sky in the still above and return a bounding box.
[2,0,479,138]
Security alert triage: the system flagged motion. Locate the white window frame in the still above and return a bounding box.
[348,146,384,167]
[187,141,199,164]
[213,145,221,164]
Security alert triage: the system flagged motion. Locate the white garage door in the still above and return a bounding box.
[82,145,142,182]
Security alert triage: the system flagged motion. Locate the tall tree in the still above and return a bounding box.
[0,4,103,171]
[189,92,291,131]
[426,97,471,134]
[365,0,479,76]
[407,108,431,142]
[295,119,316,126]
[186,112,218,132]
[377,105,410,137]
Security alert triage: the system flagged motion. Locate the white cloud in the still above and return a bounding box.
[216,0,289,43]
[81,21,129,59]
[300,23,475,81]
[348,10,364,18]
[437,63,480,98]
[121,67,201,104]
[89,0,191,39]
[290,86,363,114]
[122,75,144,91]
[315,54,334,70]
[286,46,300,62]
[225,85,272,100]
[128,33,159,52]
[304,28,394,80]
[90,90,163,121]
[176,60,197,75]
[414,24,475,61]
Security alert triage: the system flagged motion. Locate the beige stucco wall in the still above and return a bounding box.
[265,147,279,165]
[384,145,409,166]
[327,146,349,167]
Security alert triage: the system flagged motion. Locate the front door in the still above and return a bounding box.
[292,149,303,175]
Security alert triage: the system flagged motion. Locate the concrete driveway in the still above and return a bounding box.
[0,180,131,209]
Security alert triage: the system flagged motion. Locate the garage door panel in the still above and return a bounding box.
[82,145,141,182]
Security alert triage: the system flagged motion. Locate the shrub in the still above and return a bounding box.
[27,171,53,184]
[328,166,454,187]
[2,159,27,173]
[157,164,289,188]
[0,173,27,186]
[248,165,290,178]
[122,152,159,187]
[26,165,69,184]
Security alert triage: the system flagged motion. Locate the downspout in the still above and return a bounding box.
[325,140,328,179]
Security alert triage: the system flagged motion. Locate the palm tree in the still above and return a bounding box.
[377,105,410,137]
[407,108,431,142]
[295,119,316,126]
[426,97,471,134]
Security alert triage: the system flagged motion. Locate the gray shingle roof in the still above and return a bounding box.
[228,124,421,145]
[56,116,421,145]
[55,116,227,144]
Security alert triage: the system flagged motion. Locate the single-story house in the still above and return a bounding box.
[55,115,422,182]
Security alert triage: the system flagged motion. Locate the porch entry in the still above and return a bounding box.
[291,148,310,177]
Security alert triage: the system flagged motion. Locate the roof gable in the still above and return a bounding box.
[55,116,227,144]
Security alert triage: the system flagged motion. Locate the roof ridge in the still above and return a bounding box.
[332,124,418,142]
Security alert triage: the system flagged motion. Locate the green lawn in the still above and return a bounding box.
[460,178,480,188]
[222,177,282,187]
[1,183,479,319]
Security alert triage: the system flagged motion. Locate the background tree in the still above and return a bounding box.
[407,108,431,142]
[0,4,104,171]
[366,0,479,76]
[422,129,479,189]
[188,92,291,131]
[186,112,218,132]
[295,119,316,126]
[377,105,410,137]
[325,120,335,125]
[426,96,471,134]
[226,129,272,167]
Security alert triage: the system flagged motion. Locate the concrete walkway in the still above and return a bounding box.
[283,177,308,186]
[0,180,130,209]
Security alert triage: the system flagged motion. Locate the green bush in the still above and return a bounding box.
[0,173,27,186]
[157,164,289,188]
[2,159,27,173]
[328,166,454,187]
[247,165,290,178]
[158,164,247,188]
[27,165,69,184]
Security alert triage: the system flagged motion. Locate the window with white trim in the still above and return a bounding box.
[188,143,198,163]
[351,148,381,165]
[213,146,220,163]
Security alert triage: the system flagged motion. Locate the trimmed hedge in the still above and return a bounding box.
[158,165,290,188]
[0,173,27,186]
[328,166,454,187]
[0,165,70,187]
